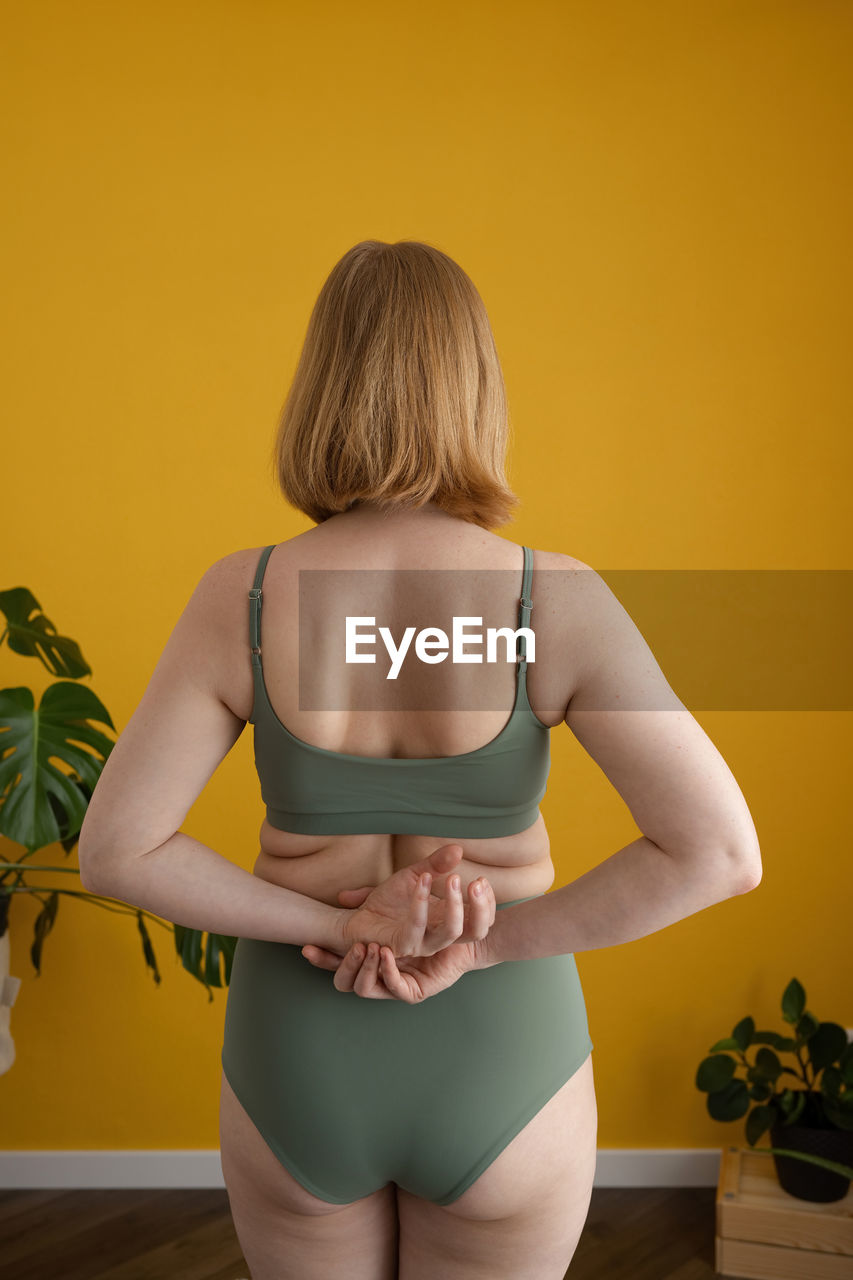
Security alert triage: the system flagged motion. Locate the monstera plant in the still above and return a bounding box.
[0,582,235,1070]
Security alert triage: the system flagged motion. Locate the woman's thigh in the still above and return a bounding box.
[397,1051,597,1280]
[219,1068,399,1280]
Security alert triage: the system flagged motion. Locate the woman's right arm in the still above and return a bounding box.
[478,560,762,968]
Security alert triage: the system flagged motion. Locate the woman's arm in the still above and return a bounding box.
[81,834,487,955]
[476,833,757,967]
[80,831,348,949]
[481,561,763,967]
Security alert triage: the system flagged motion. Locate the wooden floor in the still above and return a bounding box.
[0,1185,720,1278]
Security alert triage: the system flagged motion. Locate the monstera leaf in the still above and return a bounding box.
[173,923,238,1002]
[0,682,115,852]
[0,587,92,678]
[0,587,236,995]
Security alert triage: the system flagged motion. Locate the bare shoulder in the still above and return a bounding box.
[529,548,604,618]
[532,547,593,574]
[198,542,293,649]
[205,529,317,586]
[528,546,669,719]
[532,547,632,623]
[534,547,677,705]
[205,544,273,588]
[525,548,603,717]
[192,545,285,721]
[181,547,267,638]
[201,539,297,601]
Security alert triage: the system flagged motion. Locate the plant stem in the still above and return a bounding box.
[2,884,173,931]
[1,860,84,889]
[0,862,83,872]
[793,1041,813,1088]
[747,1146,853,1180]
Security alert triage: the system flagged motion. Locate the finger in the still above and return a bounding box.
[429,871,465,951]
[333,943,367,993]
[378,946,416,1004]
[301,945,342,970]
[410,843,463,888]
[352,941,383,998]
[467,877,496,938]
[429,843,464,874]
[398,871,430,955]
[337,886,372,905]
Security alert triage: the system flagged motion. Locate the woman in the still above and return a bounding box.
[78,240,762,1280]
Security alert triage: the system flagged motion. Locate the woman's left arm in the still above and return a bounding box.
[76,555,353,947]
[83,828,353,948]
[75,553,486,953]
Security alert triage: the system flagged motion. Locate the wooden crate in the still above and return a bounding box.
[716,1143,853,1278]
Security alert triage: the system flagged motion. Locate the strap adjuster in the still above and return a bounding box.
[249,588,262,601]
[519,595,533,610]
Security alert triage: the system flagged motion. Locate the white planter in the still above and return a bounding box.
[0,911,22,1076]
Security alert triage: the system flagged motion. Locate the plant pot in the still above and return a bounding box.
[770,1118,853,1203]
[0,890,21,1076]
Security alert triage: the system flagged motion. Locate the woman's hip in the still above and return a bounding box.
[221,894,592,1093]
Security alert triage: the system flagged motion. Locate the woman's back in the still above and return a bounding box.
[216,500,587,908]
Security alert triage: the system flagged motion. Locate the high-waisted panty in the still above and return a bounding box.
[220,892,593,1206]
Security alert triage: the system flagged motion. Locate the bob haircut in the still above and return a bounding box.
[270,240,520,530]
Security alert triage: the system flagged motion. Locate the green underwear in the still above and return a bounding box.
[221,893,593,1206]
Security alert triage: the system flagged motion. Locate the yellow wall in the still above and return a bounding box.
[3,0,850,1163]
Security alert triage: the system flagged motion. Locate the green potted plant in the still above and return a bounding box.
[696,977,853,1202]
[0,583,235,1074]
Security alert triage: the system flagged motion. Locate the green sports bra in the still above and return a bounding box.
[248,543,551,838]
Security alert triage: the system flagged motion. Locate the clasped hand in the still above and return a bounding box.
[300,843,497,1002]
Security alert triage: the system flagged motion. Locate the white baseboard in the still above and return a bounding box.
[0,1148,725,1190]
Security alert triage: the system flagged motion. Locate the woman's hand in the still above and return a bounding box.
[330,842,497,959]
[302,933,490,1004]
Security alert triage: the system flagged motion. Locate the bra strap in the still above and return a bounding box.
[249,544,276,669]
[517,545,534,670]
[249,543,532,672]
